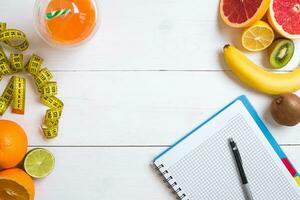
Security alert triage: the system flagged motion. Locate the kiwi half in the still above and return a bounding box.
[269,39,294,69]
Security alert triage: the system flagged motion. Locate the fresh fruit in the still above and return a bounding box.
[242,21,275,51]
[271,94,300,126]
[0,168,35,200]
[268,0,300,39]
[269,39,294,69]
[0,120,28,169]
[223,44,300,94]
[219,0,270,28]
[24,148,55,179]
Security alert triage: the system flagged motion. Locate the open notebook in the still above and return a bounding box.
[152,96,300,200]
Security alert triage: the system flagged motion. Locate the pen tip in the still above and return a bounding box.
[228,137,234,142]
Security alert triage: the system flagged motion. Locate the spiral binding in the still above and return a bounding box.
[154,163,189,200]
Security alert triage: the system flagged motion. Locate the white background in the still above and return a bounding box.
[1,0,300,199]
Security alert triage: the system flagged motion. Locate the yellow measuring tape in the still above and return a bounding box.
[0,22,29,51]
[40,82,58,97]
[0,46,11,75]
[10,53,24,73]
[26,54,43,76]
[0,22,63,139]
[1,77,14,109]
[0,76,26,115]
[12,76,26,114]
[35,68,53,89]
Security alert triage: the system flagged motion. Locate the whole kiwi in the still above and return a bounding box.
[271,93,300,126]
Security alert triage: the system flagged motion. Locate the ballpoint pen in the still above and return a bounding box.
[229,138,254,200]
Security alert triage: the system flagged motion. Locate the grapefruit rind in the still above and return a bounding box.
[268,0,300,39]
[220,0,270,28]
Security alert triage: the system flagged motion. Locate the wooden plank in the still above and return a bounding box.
[33,146,300,200]
[34,147,174,200]
[1,0,299,71]
[1,71,299,146]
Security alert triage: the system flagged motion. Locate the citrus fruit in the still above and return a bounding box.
[241,21,275,51]
[220,0,270,28]
[268,0,300,39]
[24,148,55,179]
[0,120,28,169]
[0,168,35,200]
[45,0,97,45]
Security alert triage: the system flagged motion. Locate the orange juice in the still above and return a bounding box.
[38,0,98,46]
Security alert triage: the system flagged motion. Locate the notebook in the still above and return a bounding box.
[152,95,300,200]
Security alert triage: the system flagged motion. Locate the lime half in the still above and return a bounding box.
[24,148,55,178]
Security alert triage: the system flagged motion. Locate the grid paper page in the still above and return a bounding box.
[154,100,300,200]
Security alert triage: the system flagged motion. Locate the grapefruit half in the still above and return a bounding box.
[220,0,270,28]
[268,0,300,39]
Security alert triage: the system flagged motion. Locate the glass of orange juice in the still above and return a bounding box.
[34,0,100,48]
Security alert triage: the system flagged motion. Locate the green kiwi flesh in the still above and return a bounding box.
[269,39,294,69]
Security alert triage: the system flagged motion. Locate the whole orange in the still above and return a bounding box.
[0,168,35,200]
[0,120,28,168]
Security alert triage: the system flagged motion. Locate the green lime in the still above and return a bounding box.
[24,148,55,178]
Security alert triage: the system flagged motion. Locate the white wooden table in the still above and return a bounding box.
[1,0,300,199]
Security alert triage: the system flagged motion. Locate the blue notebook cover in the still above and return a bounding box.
[154,95,300,185]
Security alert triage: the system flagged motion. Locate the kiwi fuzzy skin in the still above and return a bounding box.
[271,94,300,126]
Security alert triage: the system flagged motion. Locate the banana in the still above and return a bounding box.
[223,44,300,95]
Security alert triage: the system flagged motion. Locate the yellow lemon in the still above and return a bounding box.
[242,21,275,52]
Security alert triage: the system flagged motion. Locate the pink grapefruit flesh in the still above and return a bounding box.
[268,0,300,38]
[220,0,270,28]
